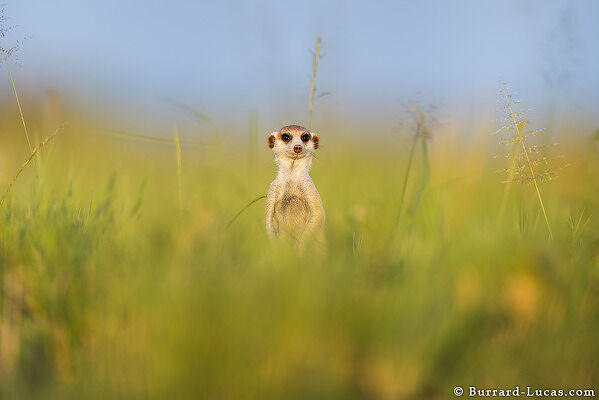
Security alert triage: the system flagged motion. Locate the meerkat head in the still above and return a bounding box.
[267,125,319,160]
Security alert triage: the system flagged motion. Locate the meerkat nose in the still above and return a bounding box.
[293,145,302,153]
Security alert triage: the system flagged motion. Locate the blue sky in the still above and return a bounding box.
[2,0,598,131]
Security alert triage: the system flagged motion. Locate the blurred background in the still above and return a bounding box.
[2,0,599,136]
[1,1,599,399]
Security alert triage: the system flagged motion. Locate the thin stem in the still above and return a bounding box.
[103,129,204,145]
[307,35,321,130]
[409,113,430,214]
[397,133,418,222]
[0,131,58,207]
[521,141,553,239]
[4,58,33,154]
[225,195,266,229]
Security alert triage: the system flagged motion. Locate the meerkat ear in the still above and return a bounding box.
[311,132,319,150]
[268,132,277,149]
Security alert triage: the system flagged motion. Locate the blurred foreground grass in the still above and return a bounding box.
[0,115,598,399]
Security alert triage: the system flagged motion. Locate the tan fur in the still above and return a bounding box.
[265,125,325,247]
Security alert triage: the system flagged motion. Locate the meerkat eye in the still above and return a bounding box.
[301,133,310,142]
[281,133,292,142]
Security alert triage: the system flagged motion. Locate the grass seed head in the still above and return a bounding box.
[0,5,21,62]
[398,96,438,141]
[496,82,564,185]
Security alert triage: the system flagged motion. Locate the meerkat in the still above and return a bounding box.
[265,125,325,247]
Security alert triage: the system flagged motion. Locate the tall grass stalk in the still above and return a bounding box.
[397,133,418,221]
[32,128,43,179]
[307,35,321,130]
[3,58,31,154]
[497,86,553,239]
[522,138,553,239]
[173,125,183,208]
[4,56,43,177]
[0,129,59,207]
[396,109,429,223]
[409,110,430,214]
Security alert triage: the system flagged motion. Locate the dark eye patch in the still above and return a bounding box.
[301,133,310,142]
[281,133,292,142]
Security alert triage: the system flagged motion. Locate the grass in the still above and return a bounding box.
[497,84,556,239]
[401,108,431,220]
[307,35,321,131]
[0,110,598,399]
[4,58,32,154]
[0,126,62,207]
[0,18,596,397]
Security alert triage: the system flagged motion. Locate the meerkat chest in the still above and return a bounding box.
[273,179,312,225]
[281,179,307,199]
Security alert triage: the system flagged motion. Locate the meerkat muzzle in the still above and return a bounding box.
[293,145,302,154]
